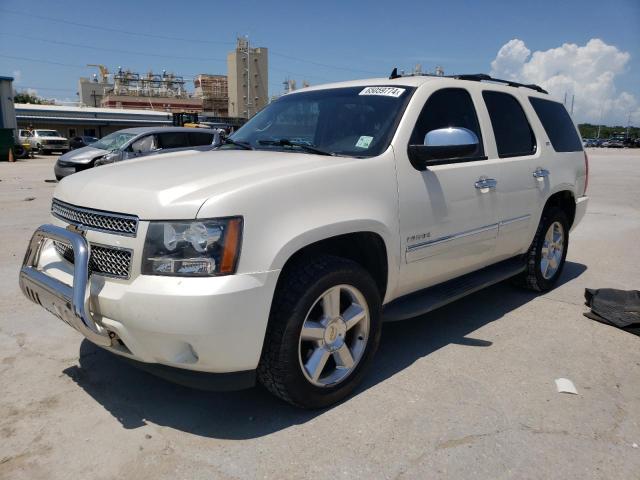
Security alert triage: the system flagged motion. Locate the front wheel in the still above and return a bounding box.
[518,206,569,291]
[258,255,381,408]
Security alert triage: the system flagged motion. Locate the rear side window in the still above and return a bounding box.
[157,132,188,149]
[410,88,484,159]
[482,91,536,158]
[188,131,214,146]
[529,97,582,152]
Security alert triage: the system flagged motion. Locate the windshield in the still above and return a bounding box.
[36,130,61,137]
[91,132,137,151]
[228,86,414,157]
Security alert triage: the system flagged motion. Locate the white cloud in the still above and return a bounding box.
[12,69,22,84]
[490,38,638,125]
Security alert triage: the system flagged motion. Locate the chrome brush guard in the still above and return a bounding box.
[19,224,112,347]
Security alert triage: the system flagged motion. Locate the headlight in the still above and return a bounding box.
[94,152,118,166]
[142,217,243,276]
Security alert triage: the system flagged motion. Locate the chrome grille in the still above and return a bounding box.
[51,199,138,237]
[54,241,133,279]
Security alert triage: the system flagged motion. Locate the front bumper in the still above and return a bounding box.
[54,162,76,179]
[20,224,280,388]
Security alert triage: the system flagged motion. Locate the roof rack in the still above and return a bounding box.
[388,69,548,94]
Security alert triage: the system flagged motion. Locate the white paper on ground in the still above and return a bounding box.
[555,378,578,395]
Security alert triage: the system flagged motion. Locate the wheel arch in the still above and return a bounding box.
[273,228,391,302]
[542,189,576,228]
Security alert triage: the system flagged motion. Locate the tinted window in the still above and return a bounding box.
[231,86,414,157]
[410,88,484,159]
[529,97,582,152]
[482,91,536,158]
[157,132,188,149]
[188,131,214,146]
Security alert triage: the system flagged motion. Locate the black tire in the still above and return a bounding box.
[517,206,569,292]
[258,255,382,408]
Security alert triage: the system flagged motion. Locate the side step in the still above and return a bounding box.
[383,257,526,322]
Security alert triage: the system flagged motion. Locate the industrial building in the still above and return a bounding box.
[15,103,173,138]
[100,67,203,112]
[227,37,268,118]
[194,74,228,116]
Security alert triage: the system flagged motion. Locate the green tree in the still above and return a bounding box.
[13,91,44,104]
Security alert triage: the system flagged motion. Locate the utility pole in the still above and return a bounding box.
[244,36,252,119]
[570,94,575,116]
[596,106,603,139]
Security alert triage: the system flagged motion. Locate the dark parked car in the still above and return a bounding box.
[69,136,99,150]
[54,127,217,180]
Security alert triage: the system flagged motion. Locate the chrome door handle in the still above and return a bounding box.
[475,178,497,190]
[533,168,550,180]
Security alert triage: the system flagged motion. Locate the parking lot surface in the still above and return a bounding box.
[1,149,639,479]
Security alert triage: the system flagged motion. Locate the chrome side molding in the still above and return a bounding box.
[19,224,112,347]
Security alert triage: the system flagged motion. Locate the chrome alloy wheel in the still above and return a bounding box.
[541,221,565,279]
[298,285,370,387]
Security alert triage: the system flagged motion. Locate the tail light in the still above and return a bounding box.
[583,151,589,195]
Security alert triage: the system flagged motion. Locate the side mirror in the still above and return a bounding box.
[408,127,480,170]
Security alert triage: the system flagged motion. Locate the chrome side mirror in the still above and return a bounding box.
[408,127,481,170]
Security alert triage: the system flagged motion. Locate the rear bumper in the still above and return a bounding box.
[571,196,589,231]
[20,224,280,386]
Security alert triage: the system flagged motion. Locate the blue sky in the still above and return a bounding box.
[1,0,638,124]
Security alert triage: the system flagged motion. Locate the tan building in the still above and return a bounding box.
[227,38,268,118]
[78,77,114,107]
[194,74,228,116]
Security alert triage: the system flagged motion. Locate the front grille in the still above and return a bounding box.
[52,199,138,237]
[46,140,66,145]
[54,241,133,279]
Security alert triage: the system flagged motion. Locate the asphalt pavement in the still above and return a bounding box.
[0,149,639,479]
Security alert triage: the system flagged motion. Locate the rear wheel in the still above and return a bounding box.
[518,206,569,291]
[258,255,381,408]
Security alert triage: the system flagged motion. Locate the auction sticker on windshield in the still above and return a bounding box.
[359,86,406,97]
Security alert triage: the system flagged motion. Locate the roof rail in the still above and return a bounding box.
[451,73,548,94]
[387,68,548,94]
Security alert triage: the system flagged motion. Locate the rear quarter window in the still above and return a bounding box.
[157,132,188,149]
[529,97,583,152]
[188,132,214,146]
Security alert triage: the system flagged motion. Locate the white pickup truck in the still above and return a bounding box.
[19,73,588,408]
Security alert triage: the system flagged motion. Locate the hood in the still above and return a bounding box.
[55,149,349,219]
[59,146,109,164]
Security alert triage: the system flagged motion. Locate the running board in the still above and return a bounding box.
[383,257,526,322]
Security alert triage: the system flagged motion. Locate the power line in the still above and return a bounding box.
[0,7,381,77]
[0,53,86,69]
[270,51,380,75]
[2,33,227,63]
[0,8,235,46]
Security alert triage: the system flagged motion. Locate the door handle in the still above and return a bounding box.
[475,178,497,191]
[533,168,550,180]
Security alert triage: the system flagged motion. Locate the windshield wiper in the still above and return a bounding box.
[258,139,334,156]
[221,137,254,150]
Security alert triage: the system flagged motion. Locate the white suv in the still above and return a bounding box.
[19,73,588,408]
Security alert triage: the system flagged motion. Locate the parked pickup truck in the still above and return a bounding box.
[21,129,69,154]
[19,73,588,408]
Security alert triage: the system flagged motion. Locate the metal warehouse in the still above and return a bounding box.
[15,103,173,139]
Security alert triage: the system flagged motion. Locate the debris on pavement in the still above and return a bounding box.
[555,378,579,395]
[584,288,640,336]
